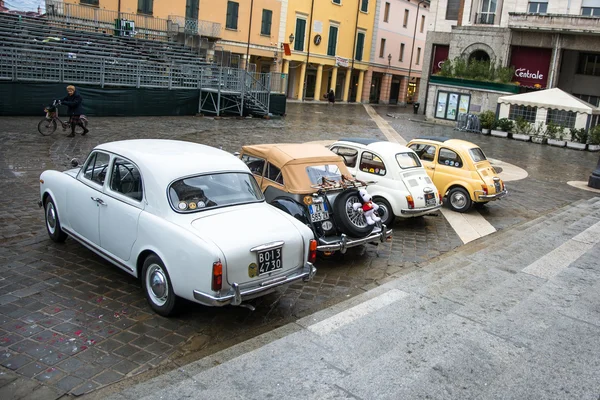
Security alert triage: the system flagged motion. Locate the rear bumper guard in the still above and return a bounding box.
[400,203,442,215]
[193,262,316,307]
[475,188,508,201]
[316,225,393,253]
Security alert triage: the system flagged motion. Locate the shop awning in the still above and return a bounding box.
[498,88,600,114]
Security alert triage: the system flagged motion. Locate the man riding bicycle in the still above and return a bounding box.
[60,85,89,137]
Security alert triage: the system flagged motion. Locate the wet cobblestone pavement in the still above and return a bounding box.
[0,103,598,398]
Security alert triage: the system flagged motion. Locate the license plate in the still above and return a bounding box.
[309,202,329,222]
[494,183,501,193]
[425,193,436,206]
[257,247,283,275]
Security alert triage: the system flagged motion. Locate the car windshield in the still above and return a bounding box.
[395,152,422,169]
[469,147,487,163]
[306,164,343,185]
[168,172,264,212]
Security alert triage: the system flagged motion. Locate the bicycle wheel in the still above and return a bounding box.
[73,118,88,135]
[38,119,57,136]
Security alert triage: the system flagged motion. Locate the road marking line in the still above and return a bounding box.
[522,221,600,279]
[363,105,406,145]
[440,208,497,244]
[307,289,409,336]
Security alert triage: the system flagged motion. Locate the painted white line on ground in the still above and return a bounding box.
[488,158,528,182]
[440,208,497,244]
[567,181,600,194]
[363,105,406,145]
[307,289,409,336]
[522,221,600,279]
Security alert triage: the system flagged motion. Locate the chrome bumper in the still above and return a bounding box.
[316,225,393,253]
[475,188,508,201]
[400,203,442,215]
[192,262,317,307]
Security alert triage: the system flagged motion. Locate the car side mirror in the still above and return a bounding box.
[70,158,79,168]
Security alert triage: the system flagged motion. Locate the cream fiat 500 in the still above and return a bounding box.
[329,138,442,226]
[39,139,317,316]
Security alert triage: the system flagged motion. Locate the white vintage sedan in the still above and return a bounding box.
[330,138,443,226]
[39,139,317,316]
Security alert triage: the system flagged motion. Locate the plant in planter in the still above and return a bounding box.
[491,118,513,138]
[566,128,588,150]
[530,122,547,144]
[511,117,533,142]
[478,110,496,134]
[545,123,566,147]
[588,125,600,152]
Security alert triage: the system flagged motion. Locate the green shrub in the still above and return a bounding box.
[531,122,545,137]
[433,57,515,84]
[439,59,453,77]
[496,118,514,132]
[569,128,588,143]
[545,122,565,140]
[454,57,468,78]
[496,66,515,84]
[514,117,533,135]
[588,125,600,145]
[478,110,496,130]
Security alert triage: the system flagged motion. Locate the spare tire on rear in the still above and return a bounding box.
[333,189,375,238]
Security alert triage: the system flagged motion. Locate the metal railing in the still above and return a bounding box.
[475,12,496,25]
[1,46,280,96]
[45,0,220,41]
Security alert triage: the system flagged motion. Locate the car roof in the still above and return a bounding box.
[334,138,414,156]
[410,137,480,150]
[96,139,248,185]
[241,143,343,168]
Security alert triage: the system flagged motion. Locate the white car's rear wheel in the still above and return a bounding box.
[44,197,67,243]
[142,255,177,317]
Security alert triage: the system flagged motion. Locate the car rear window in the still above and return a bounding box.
[169,172,264,212]
[306,165,343,185]
[469,147,487,162]
[396,152,422,169]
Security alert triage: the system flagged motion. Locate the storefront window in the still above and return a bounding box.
[435,91,471,121]
[509,105,537,123]
[546,109,577,129]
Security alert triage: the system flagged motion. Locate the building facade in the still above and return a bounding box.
[282,0,375,102]
[362,0,429,104]
[419,0,600,121]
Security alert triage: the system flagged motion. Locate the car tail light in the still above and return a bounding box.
[308,239,317,264]
[481,185,488,195]
[438,192,443,204]
[406,195,414,209]
[212,260,223,291]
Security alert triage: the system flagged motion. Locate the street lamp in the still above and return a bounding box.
[245,0,254,71]
[406,0,426,105]
[589,157,600,189]
[289,33,294,44]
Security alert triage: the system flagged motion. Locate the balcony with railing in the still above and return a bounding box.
[508,12,600,34]
[474,12,496,25]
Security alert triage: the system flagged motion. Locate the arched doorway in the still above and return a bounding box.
[469,50,490,63]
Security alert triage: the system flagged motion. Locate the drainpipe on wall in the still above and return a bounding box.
[302,0,315,101]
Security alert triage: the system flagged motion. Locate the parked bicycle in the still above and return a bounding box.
[37,100,88,136]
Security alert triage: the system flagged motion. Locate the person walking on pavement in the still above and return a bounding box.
[60,85,89,137]
[327,89,335,106]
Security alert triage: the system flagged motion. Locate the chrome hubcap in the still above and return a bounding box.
[451,192,468,209]
[376,203,389,222]
[346,195,367,228]
[147,264,168,306]
[46,203,56,234]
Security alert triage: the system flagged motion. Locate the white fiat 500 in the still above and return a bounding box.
[39,139,317,317]
[329,138,442,226]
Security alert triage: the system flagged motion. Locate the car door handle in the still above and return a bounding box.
[427,166,435,170]
[91,197,106,206]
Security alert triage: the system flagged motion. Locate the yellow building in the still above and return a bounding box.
[59,1,282,72]
[282,0,375,102]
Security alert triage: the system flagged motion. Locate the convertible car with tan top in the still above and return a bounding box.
[238,143,393,255]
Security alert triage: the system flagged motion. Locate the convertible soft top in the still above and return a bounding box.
[241,143,354,194]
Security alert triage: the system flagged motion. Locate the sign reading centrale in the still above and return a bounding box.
[510,46,552,89]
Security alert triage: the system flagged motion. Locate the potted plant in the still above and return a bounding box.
[566,128,588,150]
[478,110,496,135]
[531,122,547,144]
[511,117,533,142]
[588,125,600,152]
[545,123,566,147]
[491,118,513,138]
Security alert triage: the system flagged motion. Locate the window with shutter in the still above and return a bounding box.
[446,0,460,20]
[355,32,365,61]
[361,0,369,12]
[327,26,338,56]
[137,0,153,14]
[226,1,239,30]
[294,18,306,51]
[261,9,272,35]
[185,0,199,20]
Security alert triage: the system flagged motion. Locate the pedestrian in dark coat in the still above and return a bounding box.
[327,89,335,105]
[61,85,89,137]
